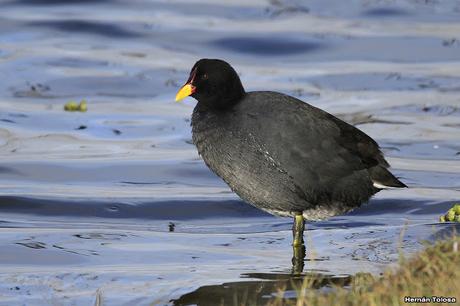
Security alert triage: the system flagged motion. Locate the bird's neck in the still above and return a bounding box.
[196,90,246,112]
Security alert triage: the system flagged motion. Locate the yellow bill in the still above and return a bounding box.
[175,84,194,102]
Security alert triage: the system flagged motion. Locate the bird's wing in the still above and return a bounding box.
[322,110,406,188]
[237,92,400,204]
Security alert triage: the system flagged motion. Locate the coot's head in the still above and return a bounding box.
[175,59,245,110]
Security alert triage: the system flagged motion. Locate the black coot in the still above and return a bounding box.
[176,59,406,246]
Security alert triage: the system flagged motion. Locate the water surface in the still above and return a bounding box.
[0,0,459,305]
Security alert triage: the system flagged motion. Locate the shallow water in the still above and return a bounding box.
[0,0,459,305]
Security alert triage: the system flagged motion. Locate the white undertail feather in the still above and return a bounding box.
[373,181,393,189]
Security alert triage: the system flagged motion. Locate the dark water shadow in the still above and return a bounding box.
[0,166,22,175]
[0,118,16,123]
[212,37,325,56]
[171,272,351,306]
[26,20,144,38]
[363,7,410,18]
[0,196,269,220]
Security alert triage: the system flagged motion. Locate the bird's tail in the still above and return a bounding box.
[369,166,407,189]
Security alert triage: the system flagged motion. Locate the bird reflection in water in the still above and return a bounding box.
[291,213,306,275]
[170,271,351,306]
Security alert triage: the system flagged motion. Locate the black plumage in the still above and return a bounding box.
[177,59,406,220]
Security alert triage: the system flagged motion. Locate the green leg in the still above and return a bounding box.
[292,213,305,247]
[291,212,306,275]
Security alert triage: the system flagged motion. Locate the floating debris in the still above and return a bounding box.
[64,100,88,112]
[442,38,458,47]
[14,83,51,98]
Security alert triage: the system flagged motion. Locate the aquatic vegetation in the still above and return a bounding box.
[439,203,460,223]
[64,100,87,112]
[79,100,88,112]
[63,101,78,111]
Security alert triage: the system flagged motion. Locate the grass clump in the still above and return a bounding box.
[271,234,459,306]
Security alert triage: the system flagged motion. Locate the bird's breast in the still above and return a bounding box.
[190,109,308,212]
